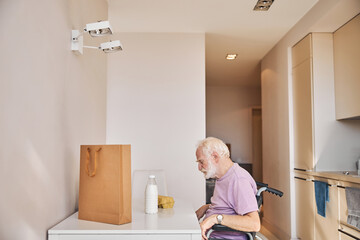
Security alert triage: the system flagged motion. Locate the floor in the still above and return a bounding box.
[258,226,280,240]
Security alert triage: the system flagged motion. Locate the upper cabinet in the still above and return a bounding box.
[292,34,314,171]
[334,14,360,120]
[292,33,335,171]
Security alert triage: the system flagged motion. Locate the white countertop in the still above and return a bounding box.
[48,200,201,235]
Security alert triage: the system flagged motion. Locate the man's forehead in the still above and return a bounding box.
[196,148,204,157]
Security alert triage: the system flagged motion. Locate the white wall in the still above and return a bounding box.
[310,33,360,171]
[261,0,360,239]
[0,0,108,239]
[106,33,206,209]
[206,86,261,163]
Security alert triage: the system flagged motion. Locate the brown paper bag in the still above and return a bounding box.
[78,145,131,225]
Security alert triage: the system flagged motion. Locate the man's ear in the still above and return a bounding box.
[211,152,220,163]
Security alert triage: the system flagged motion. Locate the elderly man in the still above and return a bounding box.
[195,137,260,240]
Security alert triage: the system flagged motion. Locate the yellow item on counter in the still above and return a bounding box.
[158,195,175,208]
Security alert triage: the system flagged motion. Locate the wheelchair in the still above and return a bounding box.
[206,182,283,240]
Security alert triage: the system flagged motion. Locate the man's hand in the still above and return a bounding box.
[195,204,210,220]
[199,214,217,240]
[198,211,260,240]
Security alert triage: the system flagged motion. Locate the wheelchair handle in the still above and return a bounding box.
[265,187,283,197]
[256,182,268,188]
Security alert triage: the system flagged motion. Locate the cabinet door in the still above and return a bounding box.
[295,176,315,240]
[251,108,262,182]
[314,182,339,240]
[292,58,314,170]
[334,14,360,119]
[339,231,360,240]
[292,34,312,67]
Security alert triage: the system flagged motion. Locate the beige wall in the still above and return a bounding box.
[106,33,206,209]
[261,0,360,239]
[0,0,108,239]
[206,86,261,164]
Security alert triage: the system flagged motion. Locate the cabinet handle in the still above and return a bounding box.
[295,177,339,187]
[338,229,360,240]
[294,168,307,171]
[294,176,312,181]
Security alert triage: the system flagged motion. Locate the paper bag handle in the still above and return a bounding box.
[86,147,102,177]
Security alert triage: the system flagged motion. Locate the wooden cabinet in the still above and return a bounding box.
[251,107,262,182]
[292,34,314,171]
[294,175,339,240]
[314,177,339,240]
[292,33,334,171]
[294,172,360,240]
[334,14,360,120]
[292,57,314,170]
[295,173,315,240]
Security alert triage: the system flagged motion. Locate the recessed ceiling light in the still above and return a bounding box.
[253,0,274,11]
[260,0,272,5]
[226,54,237,60]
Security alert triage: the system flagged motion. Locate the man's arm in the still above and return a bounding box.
[199,211,260,240]
[195,204,211,220]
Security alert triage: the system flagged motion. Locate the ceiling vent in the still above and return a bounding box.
[253,0,274,11]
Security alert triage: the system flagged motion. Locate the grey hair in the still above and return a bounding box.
[197,137,230,159]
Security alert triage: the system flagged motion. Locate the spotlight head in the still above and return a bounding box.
[84,21,113,37]
[100,40,123,53]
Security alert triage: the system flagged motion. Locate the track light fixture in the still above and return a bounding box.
[100,40,123,53]
[84,21,113,37]
[71,20,122,54]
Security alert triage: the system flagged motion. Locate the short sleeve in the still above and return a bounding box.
[230,178,258,215]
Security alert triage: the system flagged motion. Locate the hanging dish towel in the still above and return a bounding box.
[345,187,360,230]
[314,180,329,217]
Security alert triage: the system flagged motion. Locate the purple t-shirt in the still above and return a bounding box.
[205,163,258,240]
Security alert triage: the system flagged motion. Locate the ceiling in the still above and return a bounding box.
[108,0,318,87]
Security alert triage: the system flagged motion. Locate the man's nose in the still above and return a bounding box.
[198,163,202,171]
